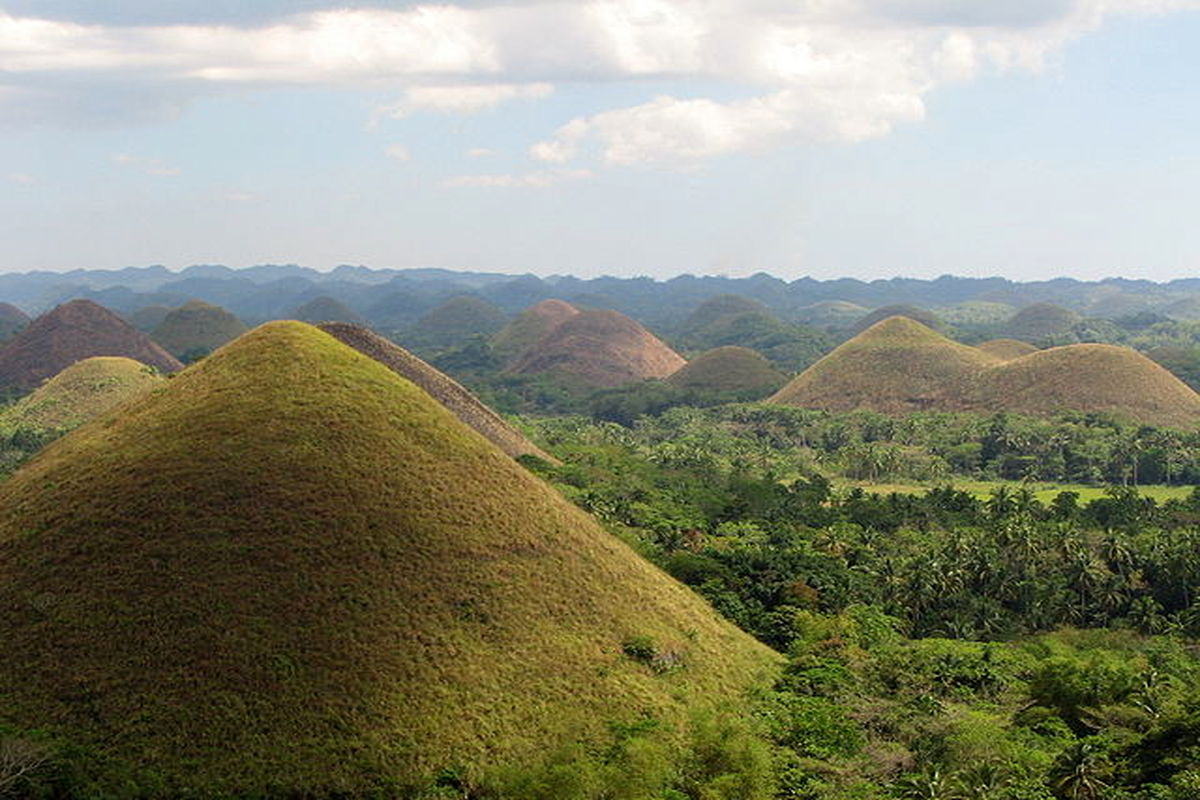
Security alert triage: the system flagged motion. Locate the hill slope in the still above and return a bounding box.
[851,304,944,335]
[771,317,1200,428]
[318,321,557,463]
[977,338,1039,361]
[150,299,249,357]
[0,301,29,340]
[0,356,164,430]
[0,321,776,796]
[291,295,366,325]
[668,346,786,393]
[1004,302,1081,341]
[0,299,182,392]
[508,309,686,387]
[490,298,579,361]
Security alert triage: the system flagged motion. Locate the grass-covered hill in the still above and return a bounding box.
[150,299,249,358]
[0,321,777,796]
[0,356,164,431]
[850,303,945,335]
[318,321,558,463]
[667,345,786,393]
[0,299,182,392]
[127,304,172,332]
[977,338,1039,361]
[680,294,769,334]
[793,300,868,330]
[403,295,508,351]
[771,316,1200,428]
[770,316,993,414]
[508,309,687,388]
[1003,302,1082,341]
[490,298,578,362]
[291,295,366,325]
[0,301,29,341]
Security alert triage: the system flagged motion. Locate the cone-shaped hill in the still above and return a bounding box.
[151,299,249,358]
[682,294,769,334]
[977,338,1039,361]
[318,321,557,463]
[0,321,777,795]
[851,304,944,335]
[770,317,1200,428]
[0,356,165,431]
[0,301,29,340]
[668,346,786,393]
[490,298,579,361]
[508,309,687,388]
[770,316,993,414]
[291,295,366,325]
[1003,302,1081,341]
[0,299,182,392]
[405,295,508,350]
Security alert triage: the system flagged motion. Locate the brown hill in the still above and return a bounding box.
[0,300,183,392]
[491,299,579,361]
[771,317,1200,428]
[508,309,687,388]
[668,346,786,393]
[0,321,776,795]
[0,302,29,341]
[977,338,1039,361]
[770,316,994,414]
[318,322,557,463]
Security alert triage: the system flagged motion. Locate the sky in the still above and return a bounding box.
[2,0,1200,281]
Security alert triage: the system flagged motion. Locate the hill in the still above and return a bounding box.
[771,317,1200,428]
[0,356,164,430]
[851,304,945,335]
[508,309,687,388]
[0,302,29,340]
[404,295,508,351]
[0,300,182,392]
[977,338,1039,361]
[794,300,868,330]
[150,299,249,358]
[291,295,366,325]
[0,321,776,795]
[1004,302,1082,341]
[318,321,558,463]
[688,310,832,373]
[770,316,993,414]
[667,346,786,393]
[490,298,579,361]
[127,304,172,332]
[681,294,769,334]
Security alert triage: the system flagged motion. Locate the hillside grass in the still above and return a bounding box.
[0,321,777,796]
[0,356,163,431]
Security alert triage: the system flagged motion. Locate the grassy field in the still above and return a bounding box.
[836,478,1195,503]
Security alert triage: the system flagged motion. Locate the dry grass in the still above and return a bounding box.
[0,320,780,795]
[508,309,687,388]
[150,300,249,357]
[490,299,578,362]
[771,316,1200,429]
[668,346,786,392]
[976,339,1038,361]
[0,356,164,430]
[0,300,182,392]
[319,321,558,463]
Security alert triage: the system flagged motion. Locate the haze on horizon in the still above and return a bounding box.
[2,0,1199,282]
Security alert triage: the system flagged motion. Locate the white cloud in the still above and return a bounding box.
[385,143,411,161]
[442,168,593,188]
[3,1,1198,164]
[466,147,496,158]
[113,153,180,176]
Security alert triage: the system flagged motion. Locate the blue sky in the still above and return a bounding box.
[2,0,1199,281]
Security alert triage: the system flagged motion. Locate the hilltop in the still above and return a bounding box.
[977,338,1039,361]
[771,316,1200,428]
[851,304,945,335]
[1003,302,1081,341]
[0,302,29,340]
[0,321,775,796]
[508,309,686,388]
[403,295,508,351]
[0,356,164,431]
[318,321,557,463]
[490,298,579,361]
[291,295,366,325]
[667,346,786,394]
[0,299,182,392]
[150,299,249,358]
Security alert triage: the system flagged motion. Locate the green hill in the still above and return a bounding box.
[0,356,164,431]
[319,321,558,463]
[689,311,831,373]
[0,321,776,796]
[127,304,173,332]
[667,346,785,393]
[0,301,29,341]
[1003,302,1082,341]
[681,294,769,335]
[490,298,578,361]
[151,299,249,358]
[793,300,868,330]
[850,304,945,335]
[291,295,366,325]
[404,295,508,351]
[771,317,1200,428]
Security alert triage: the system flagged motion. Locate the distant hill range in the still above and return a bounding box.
[0,321,775,795]
[0,300,183,392]
[770,316,1200,429]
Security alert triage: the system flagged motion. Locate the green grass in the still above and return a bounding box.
[668,346,785,392]
[150,300,248,357]
[0,321,777,797]
[836,478,1193,503]
[0,356,164,431]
